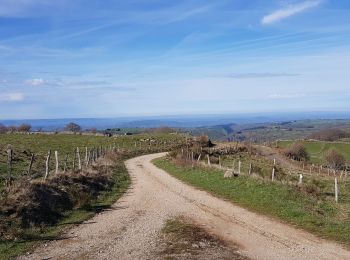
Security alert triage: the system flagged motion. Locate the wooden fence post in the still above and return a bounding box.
[207,154,211,166]
[63,154,68,173]
[238,161,241,175]
[85,147,88,166]
[45,150,51,180]
[272,167,275,182]
[73,149,77,171]
[55,151,59,174]
[335,178,338,203]
[7,147,13,185]
[299,174,303,185]
[28,153,35,176]
[77,147,82,171]
[249,163,252,175]
[85,150,91,167]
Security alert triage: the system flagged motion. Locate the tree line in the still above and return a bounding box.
[0,122,84,134]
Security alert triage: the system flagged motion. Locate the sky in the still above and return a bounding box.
[0,0,350,119]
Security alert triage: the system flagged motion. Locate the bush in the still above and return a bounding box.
[65,122,82,133]
[324,148,345,170]
[17,124,31,132]
[284,143,309,161]
[196,135,214,147]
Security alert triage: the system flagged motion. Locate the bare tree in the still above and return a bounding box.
[324,148,345,170]
[18,124,31,133]
[65,122,82,133]
[283,143,309,161]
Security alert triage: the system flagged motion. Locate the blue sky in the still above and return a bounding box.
[0,0,350,119]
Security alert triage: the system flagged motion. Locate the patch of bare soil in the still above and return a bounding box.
[158,217,249,260]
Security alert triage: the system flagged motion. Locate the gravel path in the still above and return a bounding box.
[19,153,350,260]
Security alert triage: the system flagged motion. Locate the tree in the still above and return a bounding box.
[284,143,309,161]
[0,124,7,134]
[18,124,31,132]
[324,148,345,170]
[65,122,82,133]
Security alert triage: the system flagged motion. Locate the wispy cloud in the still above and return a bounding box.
[0,92,24,102]
[25,78,47,86]
[262,1,322,25]
[223,73,300,79]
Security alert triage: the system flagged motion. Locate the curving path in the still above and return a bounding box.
[19,153,350,260]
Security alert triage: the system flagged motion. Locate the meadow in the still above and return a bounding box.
[0,132,185,188]
[278,140,350,164]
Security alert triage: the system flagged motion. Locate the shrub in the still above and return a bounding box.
[17,124,31,132]
[196,135,214,147]
[324,148,345,170]
[65,122,82,133]
[284,143,309,161]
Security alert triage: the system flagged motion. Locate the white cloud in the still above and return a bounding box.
[262,1,322,25]
[0,92,24,102]
[25,78,46,86]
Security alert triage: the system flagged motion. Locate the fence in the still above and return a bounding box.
[1,137,187,187]
[177,147,349,204]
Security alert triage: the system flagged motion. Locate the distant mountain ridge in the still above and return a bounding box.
[1,112,350,131]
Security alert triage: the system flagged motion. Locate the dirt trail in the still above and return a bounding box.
[19,153,350,260]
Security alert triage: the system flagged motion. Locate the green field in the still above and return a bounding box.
[278,140,350,164]
[0,133,185,187]
[154,157,350,247]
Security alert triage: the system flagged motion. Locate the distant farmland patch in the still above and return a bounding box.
[278,140,350,164]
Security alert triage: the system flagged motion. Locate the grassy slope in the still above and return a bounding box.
[278,140,350,164]
[0,158,130,260]
[154,158,350,247]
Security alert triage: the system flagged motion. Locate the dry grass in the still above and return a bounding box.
[0,157,115,240]
[158,217,249,260]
